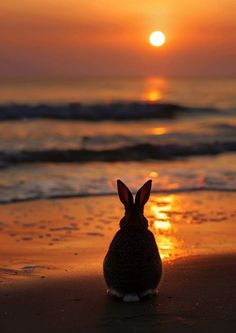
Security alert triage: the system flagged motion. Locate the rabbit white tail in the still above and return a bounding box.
[107,288,156,301]
[123,293,140,302]
[123,289,156,302]
[107,289,140,302]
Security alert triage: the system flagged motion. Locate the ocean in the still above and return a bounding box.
[0,76,236,203]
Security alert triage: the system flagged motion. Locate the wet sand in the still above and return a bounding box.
[0,192,236,332]
[0,256,236,333]
[1,255,236,333]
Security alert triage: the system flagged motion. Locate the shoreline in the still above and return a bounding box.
[0,187,236,205]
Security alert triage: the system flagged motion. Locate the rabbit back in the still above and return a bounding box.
[103,229,162,295]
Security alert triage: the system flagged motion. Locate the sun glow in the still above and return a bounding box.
[149,31,166,47]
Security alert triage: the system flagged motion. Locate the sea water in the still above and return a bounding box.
[0,76,235,203]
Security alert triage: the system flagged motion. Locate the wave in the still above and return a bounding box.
[1,141,236,165]
[0,102,219,121]
[1,153,236,204]
[1,187,236,205]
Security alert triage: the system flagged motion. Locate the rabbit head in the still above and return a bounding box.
[117,179,152,230]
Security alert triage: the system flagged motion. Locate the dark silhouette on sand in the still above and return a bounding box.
[103,179,162,302]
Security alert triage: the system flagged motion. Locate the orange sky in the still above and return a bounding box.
[0,0,235,77]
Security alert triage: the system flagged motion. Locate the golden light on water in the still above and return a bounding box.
[144,76,166,103]
[148,195,180,260]
[149,171,159,178]
[154,220,172,231]
[152,127,167,135]
[151,207,169,222]
[149,31,166,47]
[157,237,176,259]
[147,90,162,102]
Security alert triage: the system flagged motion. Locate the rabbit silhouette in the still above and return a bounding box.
[103,179,162,302]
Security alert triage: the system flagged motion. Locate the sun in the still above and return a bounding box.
[149,31,166,47]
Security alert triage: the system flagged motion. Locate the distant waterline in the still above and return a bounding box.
[0,77,235,109]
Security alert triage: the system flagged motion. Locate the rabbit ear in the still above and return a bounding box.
[117,180,134,208]
[135,180,152,208]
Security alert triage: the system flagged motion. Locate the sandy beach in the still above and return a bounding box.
[1,254,235,333]
[0,192,236,332]
[0,0,235,331]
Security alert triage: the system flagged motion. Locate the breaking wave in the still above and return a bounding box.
[0,102,220,121]
[1,141,236,166]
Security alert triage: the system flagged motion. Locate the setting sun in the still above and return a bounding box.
[149,31,166,47]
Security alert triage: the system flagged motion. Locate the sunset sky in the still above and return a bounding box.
[0,0,235,77]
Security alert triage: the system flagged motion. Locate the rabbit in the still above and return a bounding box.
[103,179,162,302]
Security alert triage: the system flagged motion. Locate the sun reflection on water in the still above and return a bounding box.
[153,220,172,231]
[152,127,167,135]
[144,76,166,103]
[148,194,182,260]
[146,90,162,102]
[149,171,159,178]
